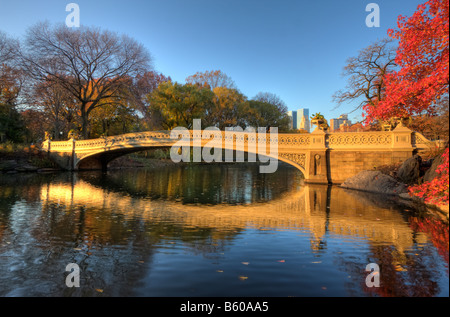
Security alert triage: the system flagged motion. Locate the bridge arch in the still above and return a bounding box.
[75,144,307,177]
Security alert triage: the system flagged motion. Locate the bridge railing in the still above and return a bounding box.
[327,132,392,148]
[42,131,310,152]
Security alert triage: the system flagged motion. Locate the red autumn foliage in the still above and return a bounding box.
[409,147,449,205]
[363,0,449,122]
[363,0,449,206]
[410,215,449,265]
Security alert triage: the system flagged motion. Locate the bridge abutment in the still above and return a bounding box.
[76,156,107,171]
[327,149,413,184]
[302,129,330,184]
[325,124,416,184]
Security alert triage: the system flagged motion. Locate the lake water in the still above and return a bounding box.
[0,163,448,297]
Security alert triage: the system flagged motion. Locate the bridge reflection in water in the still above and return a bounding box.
[40,174,425,253]
[0,166,448,297]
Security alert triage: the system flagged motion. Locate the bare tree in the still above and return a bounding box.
[29,79,79,140]
[0,31,19,65]
[20,22,152,138]
[0,31,23,105]
[333,38,397,113]
[0,32,27,142]
[129,71,171,130]
[185,70,236,90]
[252,92,288,113]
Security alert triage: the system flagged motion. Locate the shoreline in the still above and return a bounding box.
[0,151,273,174]
[339,172,449,218]
[2,150,448,218]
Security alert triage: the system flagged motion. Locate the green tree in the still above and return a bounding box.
[245,100,290,131]
[90,101,139,137]
[207,87,248,129]
[147,81,215,129]
[0,64,26,143]
[0,104,26,143]
[129,71,171,130]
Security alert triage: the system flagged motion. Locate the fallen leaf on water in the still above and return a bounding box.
[239,276,248,281]
[395,265,407,272]
[95,289,103,293]
[216,270,224,273]
[241,262,250,265]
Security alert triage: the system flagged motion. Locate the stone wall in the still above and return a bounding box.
[328,150,413,184]
[48,151,73,170]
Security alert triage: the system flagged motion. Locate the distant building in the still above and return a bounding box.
[287,108,310,132]
[298,108,310,132]
[287,111,295,130]
[330,114,352,132]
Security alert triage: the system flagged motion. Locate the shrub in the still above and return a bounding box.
[153,149,169,160]
[409,147,449,205]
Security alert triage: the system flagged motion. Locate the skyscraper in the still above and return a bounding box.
[287,111,296,130]
[330,114,352,132]
[298,108,310,132]
[287,108,310,132]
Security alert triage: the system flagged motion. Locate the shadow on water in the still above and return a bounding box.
[0,163,448,297]
[79,163,305,205]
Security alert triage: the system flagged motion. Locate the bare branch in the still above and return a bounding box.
[333,38,398,113]
[20,22,153,138]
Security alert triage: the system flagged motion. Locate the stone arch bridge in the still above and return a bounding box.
[42,125,436,184]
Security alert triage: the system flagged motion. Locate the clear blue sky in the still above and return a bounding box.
[0,0,424,123]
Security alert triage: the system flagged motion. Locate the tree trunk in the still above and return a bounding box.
[81,106,90,139]
[54,119,62,140]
